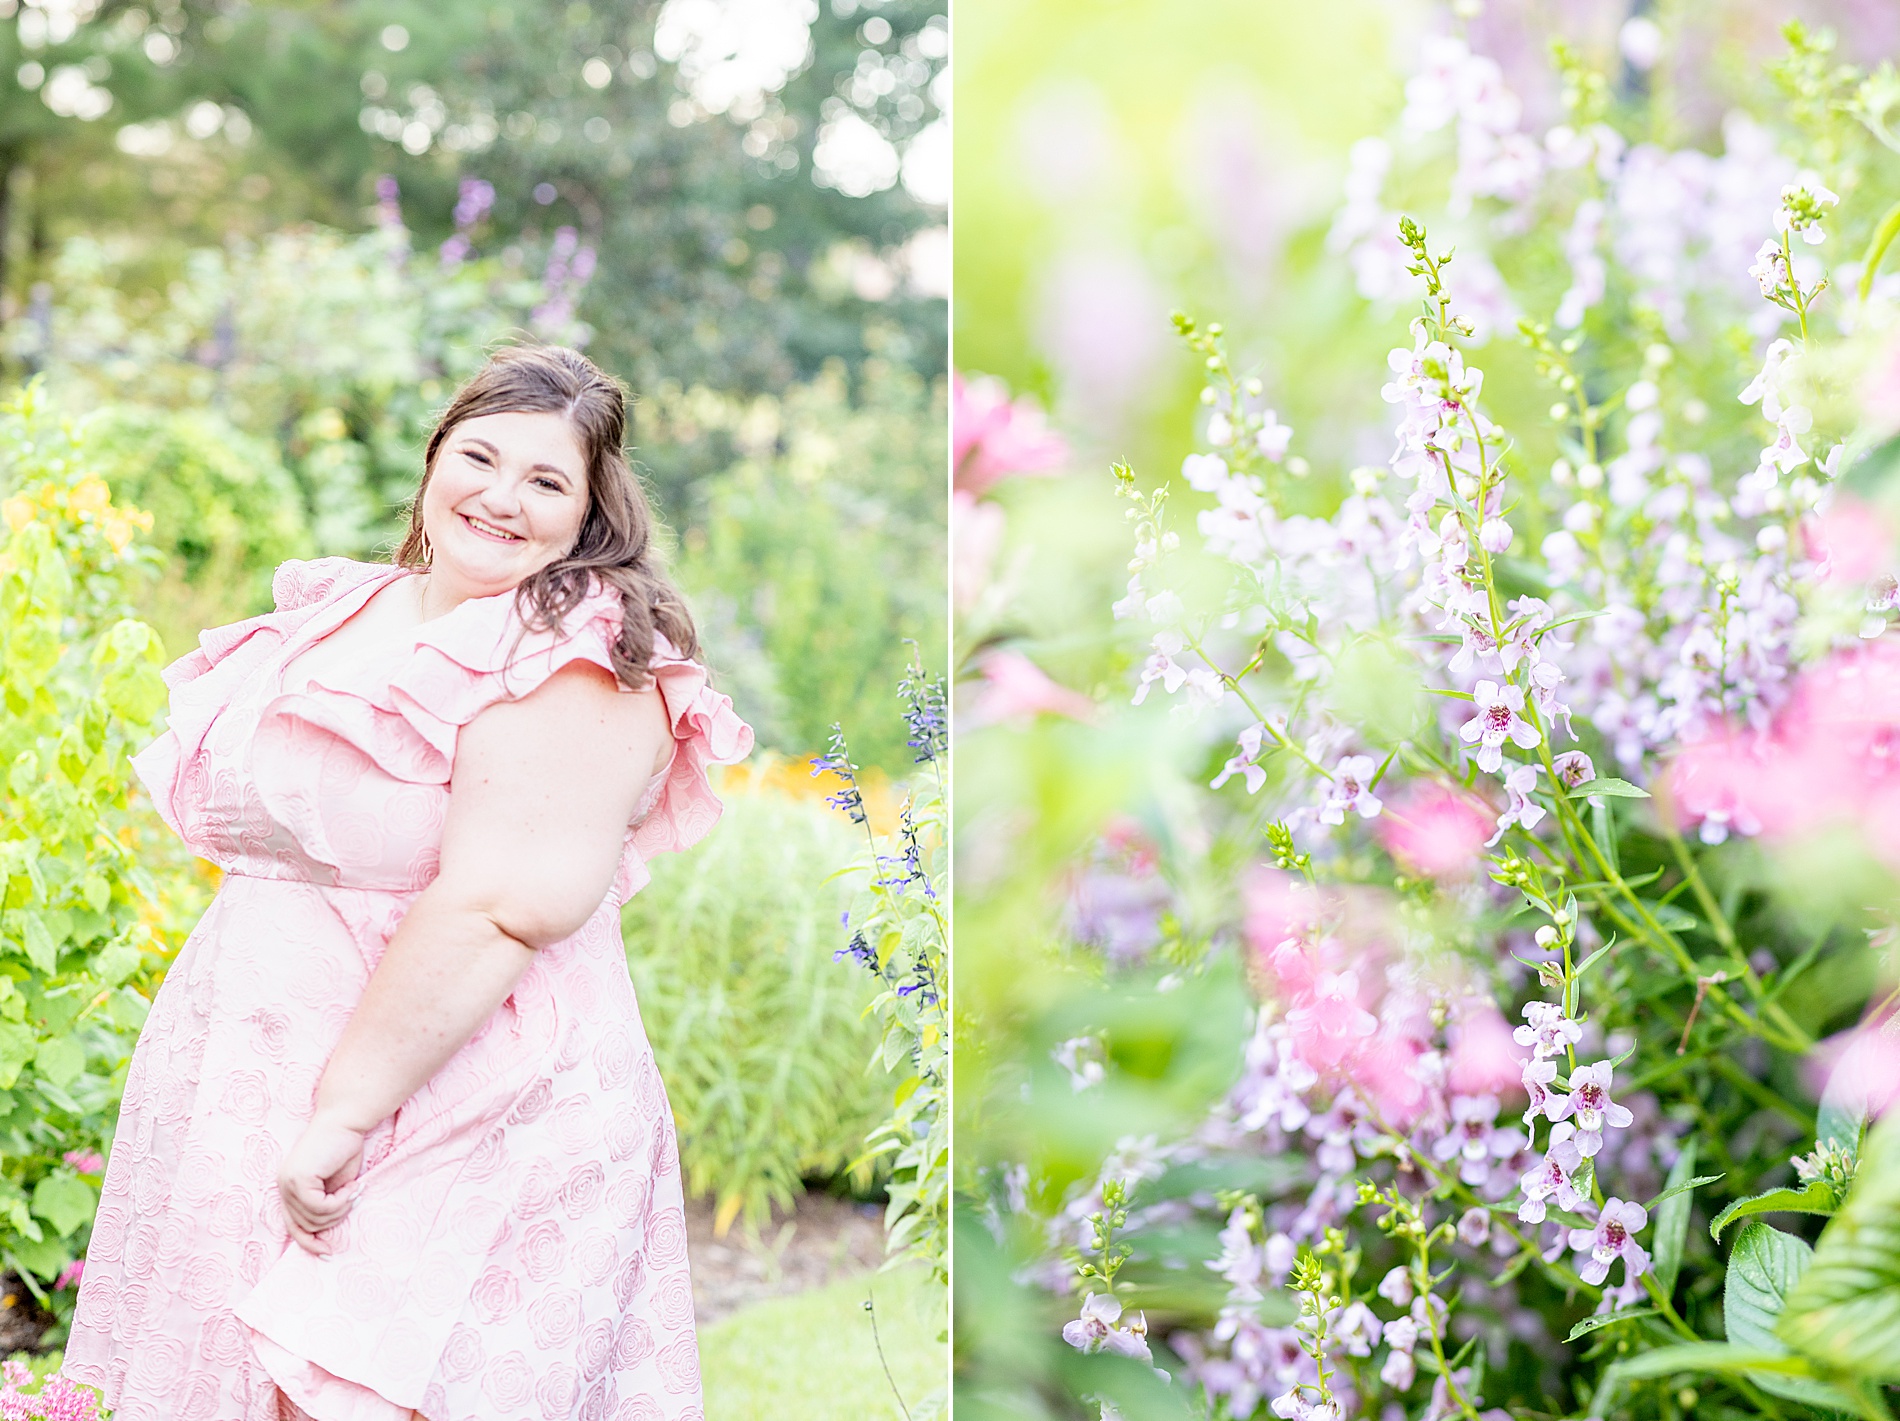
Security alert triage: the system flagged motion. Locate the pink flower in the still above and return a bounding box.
[1378,784,1493,877]
[1547,1060,1633,1157]
[1802,496,1896,586]
[968,651,1098,726]
[954,372,1068,495]
[55,1259,84,1290]
[953,491,1007,614]
[61,1151,103,1175]
[1459,681,1541,773]
[1447,1001,1526,1096]
[1805,1018,1900,1123]
[1569,1197,1650,1287]
[1285,972,1378,1070]
[1521,1056,1559,1124]
[1318,755,1384,825]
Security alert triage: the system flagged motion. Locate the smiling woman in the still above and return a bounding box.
[60,345,753,1421]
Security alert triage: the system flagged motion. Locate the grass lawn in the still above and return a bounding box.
[701,1264,947,1421]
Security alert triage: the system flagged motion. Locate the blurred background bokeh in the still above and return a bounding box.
[953,0,1900,1417]
[0,0,948,1412]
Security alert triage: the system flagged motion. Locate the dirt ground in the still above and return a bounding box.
[0,1190,890,1352]
[688,1192,889,1325]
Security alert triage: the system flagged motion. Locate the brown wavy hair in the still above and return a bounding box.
[395,343,698,690]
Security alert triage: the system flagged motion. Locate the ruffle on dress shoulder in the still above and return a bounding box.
[252,573,753,895]
[131,557,396,839]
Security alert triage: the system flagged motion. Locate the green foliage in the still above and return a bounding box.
[79,404,311,659]
[671,359,948,770]
[0,385,191,1318]
[1780,1112,1900,1382]
[822,668,949,1282]
[620,783,892,1234]
[12,226,582,560]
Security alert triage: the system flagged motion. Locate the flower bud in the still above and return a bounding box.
[1480,519,1515,554]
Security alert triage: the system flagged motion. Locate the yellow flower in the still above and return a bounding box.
[102,513,135,553]
[70,478,112,517]
[1,495,32,532]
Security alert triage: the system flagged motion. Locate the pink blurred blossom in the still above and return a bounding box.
[953,490,1007,614]
[54,1259,83,1290]
[1448,999,1528,1096]
[61,1150,102,1175]
[1377,784,1493,877]
[967,651,1098,726]
[1862,337,1900,436]
[1802,495,1896,585]
[1667,641,1900,846]
[953,372,1069,496]
[1807,1015,1900,1123]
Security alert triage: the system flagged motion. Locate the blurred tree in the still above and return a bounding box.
[9,0,947,397]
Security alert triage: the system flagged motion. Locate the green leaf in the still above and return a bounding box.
[33,1036,85,1089]
[1858,198,1900,302]
[1780,1113,1900,1381]
[6,1233,69,1283]
[0,1023,36,1090]
[1725,1223,1812,1351]
[1711,1182,1839,1241]
[30,1172,96,1239]
[17,913,55,974]
[1566,1307,1656,1341]
[1582,776,1651,799]
[1652,1141,1700,1297]
[1613,1342,1814,1380]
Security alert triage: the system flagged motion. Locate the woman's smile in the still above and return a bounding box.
[458,511,524,543]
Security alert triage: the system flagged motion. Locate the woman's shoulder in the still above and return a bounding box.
[271,556,397,613]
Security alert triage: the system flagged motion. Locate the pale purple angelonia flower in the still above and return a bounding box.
[1432,1094,1524,1187]
[1458,1206,1492,1246]
[1514,1001,1583,1059]
[1521,1056,1559,1124]
[1551,750,1596,790]
[1319,754,1384,825]
[1517,1122,1584,1224]
[1486,761,1544,845]
[1377,1265,1415,1308]
[1569,1197,1650,1287]
[1548,1060,1634,1156]
[1063,1292,1153,1362]
[1459,681,1541,774]
[1479,517,1515,554]
[1334,1300,1382,1357]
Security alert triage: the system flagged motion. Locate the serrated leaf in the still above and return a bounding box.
[1566,1307,1656,1341]
[1725,1223,1811,1352]
[1780,1112,1900,1381]
[1652,1142,1700,1297]
[1711,1182,1838,1241]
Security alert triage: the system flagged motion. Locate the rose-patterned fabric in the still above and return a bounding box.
[65,557,753,1421]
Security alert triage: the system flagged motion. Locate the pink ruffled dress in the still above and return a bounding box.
[65,556,753,1421]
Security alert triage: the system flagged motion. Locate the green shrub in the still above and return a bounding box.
[0,383,191,1326]
[622,778,893,1232]
[80,405,312,662]
[667,359,949,773]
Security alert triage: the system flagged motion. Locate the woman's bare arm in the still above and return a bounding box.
[277,659,671,1252]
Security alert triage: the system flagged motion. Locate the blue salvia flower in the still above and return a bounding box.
[811,723,867,825]
[833,932,878,972]
[898,660,948,765]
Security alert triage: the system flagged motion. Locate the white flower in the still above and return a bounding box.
[1739,338,1795,420]
[1487,761,1544,845]
[1569,1197,1651,1287]
[1547,1060,1634,1157]
[1377,1265,1415,1308]
[1479,517,1515,554]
